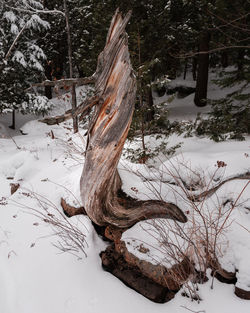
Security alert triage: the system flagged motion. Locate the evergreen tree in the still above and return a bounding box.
[0,0,52,122]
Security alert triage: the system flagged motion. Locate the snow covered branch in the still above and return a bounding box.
[6,4,65,17]
[3,23,27,62]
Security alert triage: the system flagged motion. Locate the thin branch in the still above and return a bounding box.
[6,5,65,16]
[25,76,95,91]
[39,95,99,125]
[174,45,250,59]
[180,305,205,313]
[207,10,250,33]
[4,23,27,62]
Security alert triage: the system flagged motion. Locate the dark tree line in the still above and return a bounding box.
[1,0,249,136]
[40,0,249,106]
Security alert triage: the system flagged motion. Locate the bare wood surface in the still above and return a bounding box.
[79,9,187,228]
[61,198,86,217]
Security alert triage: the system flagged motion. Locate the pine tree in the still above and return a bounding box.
[0,0,52,126]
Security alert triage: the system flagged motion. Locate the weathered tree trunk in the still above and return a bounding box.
[39,9,186,227]
[79,10,186,228]
[194,31,210,107]
[38,10,250,302]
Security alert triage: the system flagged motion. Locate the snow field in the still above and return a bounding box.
[0,82,250,313]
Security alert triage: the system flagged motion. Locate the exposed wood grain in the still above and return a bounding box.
[79,10,187,228]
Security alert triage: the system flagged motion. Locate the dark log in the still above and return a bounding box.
[100,244,178,303]
[235,287,250,300]
[79,9,187,228]
[115,240,192,290]
[100,224,192,303]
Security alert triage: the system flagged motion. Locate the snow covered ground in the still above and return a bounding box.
[0,79,250,313]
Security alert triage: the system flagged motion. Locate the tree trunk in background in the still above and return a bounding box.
[64,0,78,133]
[44,61,52,99]
[221,51,228,68]
[194,32,210,107]
[192,56,197,81]
[237,49,245,78]
[9,110,15,130]
[183,59,188,80]
[145,86,155,122]
[80,10,186,228]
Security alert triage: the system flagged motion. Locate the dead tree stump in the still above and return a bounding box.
[40,9,188,302]
[39,9,250,303]
[79,10,187,229]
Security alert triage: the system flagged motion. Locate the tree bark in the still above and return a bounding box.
[237,49,245,78]
[63,0,78,133]
[192,56,197,81]
[9,110,16,130]
[194,32,210,107]
[183,59,188,80]
[221,51,228,68]
[79,10,187,228]
[44,61,52,99]
[145,86,155,122]
[39,9,186,228]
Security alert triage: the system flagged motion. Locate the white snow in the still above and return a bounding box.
[3,11,17,23]
[0,78,250,313]
[12,51,27,68]
[26,14,50,31]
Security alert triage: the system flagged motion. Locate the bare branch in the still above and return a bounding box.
[173,45,250,59]
[181,305,205,313]
[207,10,250,33]
[39,95,99,125]
[25,76,95,92]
